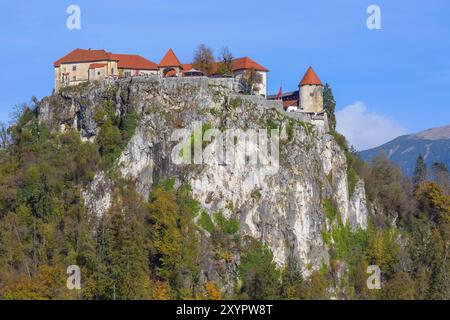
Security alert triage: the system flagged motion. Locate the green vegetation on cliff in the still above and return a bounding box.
[0,93,448,300]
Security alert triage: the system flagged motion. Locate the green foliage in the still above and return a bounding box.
[347,166,359,197]
[101,185,151,299]
[322,198,339,222]
[94,102,138,167]
[330,129,348,153]
[266,118,279,134]
[413,154,427,188]
[329,128,362,198]
[229,97,242,110]
[238,237,280,299]
[1,98,449,300]
[214,211,239,235]
[97,119,122,165]
[148,180,201,298]
[198,211,214,233]
[323,83,336,131]
[283,119,295,142]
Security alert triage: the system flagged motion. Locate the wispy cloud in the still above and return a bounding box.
[336,101,407,151]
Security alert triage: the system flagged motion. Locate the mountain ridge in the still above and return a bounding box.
[359,125,450,176]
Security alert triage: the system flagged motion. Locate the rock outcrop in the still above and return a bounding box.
[38,76,369,280]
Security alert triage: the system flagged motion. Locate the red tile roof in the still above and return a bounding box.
[111,54,158,70]
[231,57,269,72]
[55,49,269,76]
[54,48,115,67]
[283,100,298,109]
[89,63,107,70]
[164,70,177,77]
[159,49,182,67]
[182,64,193,71]
[300,66,322,86]
[162,50,269,73]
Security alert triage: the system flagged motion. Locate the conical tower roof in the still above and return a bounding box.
[159,48,182,67]
[299,66,322,86]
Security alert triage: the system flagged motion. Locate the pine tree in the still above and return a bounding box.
[102,187,151,299]
[323,83,336,131]
[413,154,427,188]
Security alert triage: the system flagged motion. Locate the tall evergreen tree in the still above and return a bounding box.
[413,154,427,188]
[323,83,336,131]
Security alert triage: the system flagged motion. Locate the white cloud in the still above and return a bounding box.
[335,101,407,151]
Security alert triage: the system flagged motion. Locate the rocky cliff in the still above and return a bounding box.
[37,76,368,287]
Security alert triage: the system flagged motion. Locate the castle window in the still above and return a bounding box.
[72,65,77,71]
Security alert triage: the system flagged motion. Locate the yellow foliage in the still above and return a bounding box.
[2,265,76,300]
[152,280,172,300]
[204,281,221,300]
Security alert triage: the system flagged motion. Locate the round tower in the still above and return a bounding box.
[299,66,323,113]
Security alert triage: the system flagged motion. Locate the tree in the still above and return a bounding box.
[192,44,215,75]
[431,162,449,193]
[204,281,222,300]
[413,154,427,188]
[238,237,280,299]
[102,187,151,299]
[295,271,330,300]
[149,185,181,283]
[323,83,336,131]
[381,271,415,300]
[239,68,262,95]
[369,153,416,227]
[216,47,234,76]
[2,265,77,300]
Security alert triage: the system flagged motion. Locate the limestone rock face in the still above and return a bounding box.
[38,77,369,279]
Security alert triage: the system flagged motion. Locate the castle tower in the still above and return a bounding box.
[299,66,323,113]
[159,49,182,77]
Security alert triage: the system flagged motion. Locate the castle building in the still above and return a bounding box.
[53,49,159,90]
[53,48,269,96]
[157,49,269,96]
[269,66,324,114]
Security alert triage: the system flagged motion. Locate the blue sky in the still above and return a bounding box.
[0,0,449,149]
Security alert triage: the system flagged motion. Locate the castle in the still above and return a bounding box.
[53,48,268,96]
[268,66,324,114]
[53,48,324,116]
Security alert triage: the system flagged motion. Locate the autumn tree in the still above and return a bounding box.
[204,281,222,300]
[216,47,234,76]
[192,44,215,75]
[369,153,416,227]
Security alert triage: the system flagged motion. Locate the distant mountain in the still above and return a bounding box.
[359,125,450,176]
